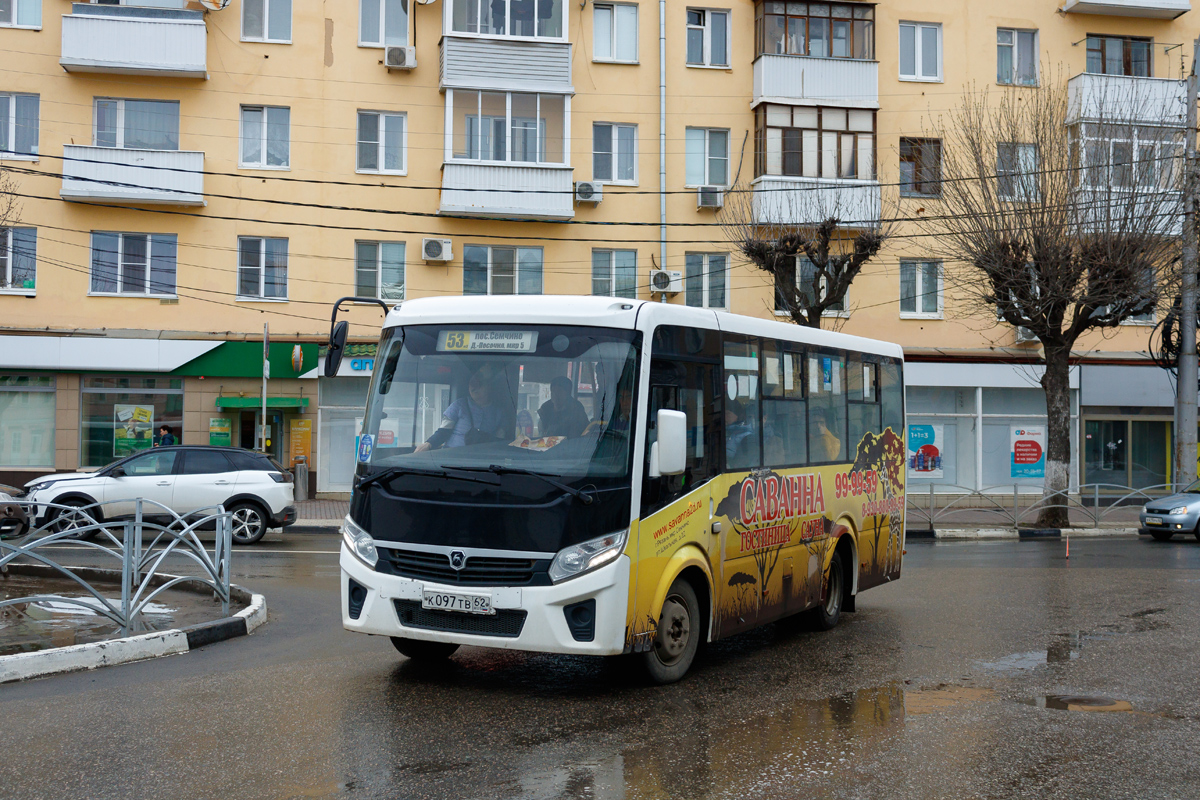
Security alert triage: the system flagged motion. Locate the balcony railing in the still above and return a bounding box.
[753,54,878,109]
[1066,73,1188,126]
[440,36,572,92]
[1061,0,1189,19]
[439,163,573,219]
[751,176,881,228]
[60,145,205,206]
[60,4,207,78]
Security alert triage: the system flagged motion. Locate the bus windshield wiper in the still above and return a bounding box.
[357,465,501,491]
[480,465,595,505]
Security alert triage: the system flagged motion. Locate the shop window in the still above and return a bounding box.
[0,374,54,468]
[81,376,183,467]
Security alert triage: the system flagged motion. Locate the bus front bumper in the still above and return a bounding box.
[340,543,630,656]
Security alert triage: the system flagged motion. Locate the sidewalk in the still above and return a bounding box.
[292,499,349,529]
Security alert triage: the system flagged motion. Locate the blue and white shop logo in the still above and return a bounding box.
[357,434,374,463]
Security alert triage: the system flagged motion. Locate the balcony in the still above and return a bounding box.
[753,55,878,109]
[60,145,205,206]
[440,36,572,92]
[1061,0,1189,19]
[60,4,207,78]
[439,163,573,219]
[1066,73,1187,126]
[751,176,880,229]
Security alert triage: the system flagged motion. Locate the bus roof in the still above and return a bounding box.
[384,296,904,360]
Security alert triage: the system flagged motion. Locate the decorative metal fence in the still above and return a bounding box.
[905,483,1180,530]
[0,498,232,635]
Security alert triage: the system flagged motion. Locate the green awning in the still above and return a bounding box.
[215,396,310,409]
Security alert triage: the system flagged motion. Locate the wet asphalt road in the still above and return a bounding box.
[3,534,1200,800]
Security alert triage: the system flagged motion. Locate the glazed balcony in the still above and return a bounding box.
[1065,73,1188,126]
[753,55,878,109]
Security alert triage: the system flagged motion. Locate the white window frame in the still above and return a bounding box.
[898,21,941,82]
[445,0,567,42]
[685,127,730,187]
[92,98,180,151]
[592,122,637,184]
[591,248,637,298]
[997,28,1038,87]
[444,90,571,166]
[685,252,730,310]
[356,110,407,175]
[0,92,38,160]
[239,105,291,170]
[593,2,638,63]
[463,245,544,295]
[237,236,289,301]
[0,227,36,295]
[359,0,409,47]
[88,232,177,299]
[997,142,1038,201]
[355,241,406,300]
[0,0,41,30]
[899,259,943,319]
[242,0,292,43]
[774,256,847,317]
[686,7,731,68]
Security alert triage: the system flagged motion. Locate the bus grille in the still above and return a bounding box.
[393,600,527,638]
[380,548,548,587]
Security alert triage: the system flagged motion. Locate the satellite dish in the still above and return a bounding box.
[199,0,231,11]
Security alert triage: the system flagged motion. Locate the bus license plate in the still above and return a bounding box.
[1146,517,1163,525]
[422,590,494,615]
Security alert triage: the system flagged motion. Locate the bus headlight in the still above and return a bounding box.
[548,529,628,583]
[342,515,378,567]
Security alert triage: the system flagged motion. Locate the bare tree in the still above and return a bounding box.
[0,166,22,290]
[723,179,892,328]
[917,74,1183,527]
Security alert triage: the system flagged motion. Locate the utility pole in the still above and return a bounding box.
[261,322,269,454]
[1177,37,1199,489]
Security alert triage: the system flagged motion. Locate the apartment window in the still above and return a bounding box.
[463,245,543,295]
[685,253,728,309]
[94,99,179,151]
[0,227,35,293]
[753,105,875,180]
[997,28,1037,86]
[357,111,406,173]
[900,259,941,317]
[450,0,563,39]
[238,237,288,300]
[1086,35,1151,78]
[355,241,405,300]
[449,90,566,164]
[755,1,873,59]
[775,257,845,314]
[90,232,178,297]
[242,0,291,42]
[1076,123,1183,191]
[997,143,1038,200]
[899,137,940,196]
[0,0,40,28]
[240,106,290,168]
[899,22,940,82]
[0,93,38,157]
[594,3,638,62]
[686,8,730,67]
[593,123,636,183]
[685,128,729,186]
[592,249,636,298]
[360,0,408,46]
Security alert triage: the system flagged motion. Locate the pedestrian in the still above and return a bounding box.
[157,424,176,447]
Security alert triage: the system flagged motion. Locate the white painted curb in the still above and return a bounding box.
[925,528,1141,540]
[235,593,268,634]
[0,628,189,683]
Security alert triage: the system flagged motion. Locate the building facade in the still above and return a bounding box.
[0,0,1190,495]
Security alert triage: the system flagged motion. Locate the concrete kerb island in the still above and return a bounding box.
[906,527,1142,540]
[0,564,266,683]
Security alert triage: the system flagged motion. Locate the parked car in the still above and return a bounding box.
[1140,482,1200,542]
[21,446,297,545]
[0,490,29,539]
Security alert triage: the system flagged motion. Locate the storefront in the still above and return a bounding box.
[1079,364,1177,491]
[0,375,56,477]
[81,376,184,466]
[316,345,375,495]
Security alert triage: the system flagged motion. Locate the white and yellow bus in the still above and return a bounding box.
[333,295,905,683]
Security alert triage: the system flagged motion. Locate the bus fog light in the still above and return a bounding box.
[343,515,378,567]
[549,529,628,583]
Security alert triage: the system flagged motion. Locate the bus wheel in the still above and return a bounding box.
[806,550,844,631]
[390,637,460,661]
[642,578,700,684]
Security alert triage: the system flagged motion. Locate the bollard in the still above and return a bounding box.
[293,455,309,503]
[1014,484,1020,530]
[929,483,935,532]
[1093,484,1100,528]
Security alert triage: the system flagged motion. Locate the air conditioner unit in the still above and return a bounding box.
[1016,326,1038,343]
[422,238,453,262]
[385,46,417,70]
[575,181,603,204]
[697,186,724,209]
[650,269,684,295]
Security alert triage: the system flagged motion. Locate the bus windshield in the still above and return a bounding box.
[360,324,640,481]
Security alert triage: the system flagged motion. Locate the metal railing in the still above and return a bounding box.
[905,482,1180,530]
[0,498,232,635]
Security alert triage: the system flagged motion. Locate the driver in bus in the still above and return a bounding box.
[538,376,590,438]
[414,371,506,451]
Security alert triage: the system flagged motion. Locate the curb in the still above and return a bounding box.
[907,528,1141,540]
[290,519,344,529]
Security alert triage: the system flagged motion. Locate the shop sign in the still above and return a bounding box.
[907,423,944,479]
[350,358,375,372]
[209,417,232,447]
[290,418,312,467]
[115,404,154,456]
[1011,426,1045,478]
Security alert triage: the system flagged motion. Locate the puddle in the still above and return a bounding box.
[904,685,995,715]
[976,630,1119,674]
[1027,695,1135,713]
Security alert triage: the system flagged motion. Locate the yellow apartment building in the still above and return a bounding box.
[0,0,1190,496]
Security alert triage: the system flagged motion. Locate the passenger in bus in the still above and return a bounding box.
[725,398,756,462]
[812,408,842,461]
[538,376,591,438]
[414,371,506,451]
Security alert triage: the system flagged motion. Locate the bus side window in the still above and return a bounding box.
[642,358,720,516]
[880,358,904,435]
[807,352,847,463]
[723,335,762,471]
[762,341,806,467]
[847,357,881,453]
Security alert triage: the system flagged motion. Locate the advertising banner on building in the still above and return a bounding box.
[1011,426,1046,478]
[907,423,944,479]
[114,404,154,456]
[208,417,232,447]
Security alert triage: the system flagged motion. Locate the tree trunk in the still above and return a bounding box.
[1036,344,1073,529]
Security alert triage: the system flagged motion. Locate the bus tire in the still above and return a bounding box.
[642,578,701,684]
[390,637,460,661]
[805,550,845,631]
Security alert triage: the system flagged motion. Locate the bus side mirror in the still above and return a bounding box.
[324,320,349,378]
[650,409,688,477]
